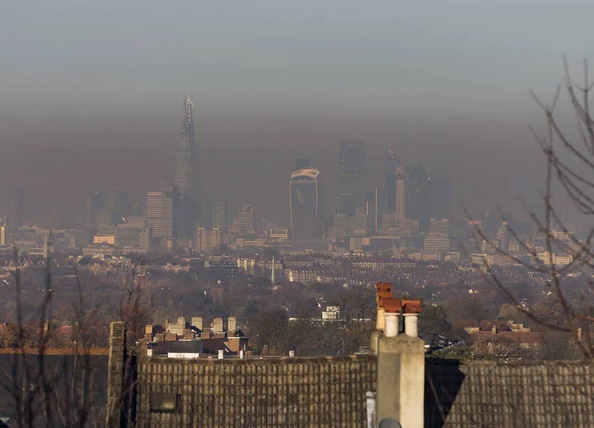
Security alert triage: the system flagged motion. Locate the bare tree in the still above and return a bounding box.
[0,243,147,427]
[471,57,594,358]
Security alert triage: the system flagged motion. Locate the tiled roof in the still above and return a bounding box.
[201,337,232,354]
[136,355,376,427]
[169,340,202,354]
[426,359,594,427]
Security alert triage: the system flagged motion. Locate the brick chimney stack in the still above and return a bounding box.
[371,282,393,354]
[376,294,424,428]
[228,316,237,335]
[191,316,203,331]
[212,317,224,333]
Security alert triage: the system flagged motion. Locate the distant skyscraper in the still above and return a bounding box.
[175,95,198,199]
[146,191,163,238]
[146,179,176,242]
[95,209,112,228]
[427,178,452,222]
[290,168,320,242]
[386,149,406,223]
[106,188,130,225]
[160,180,175,241]
[85,191,103,227]
[295,158,311,170]
[204,198,228,233]
[338,140,365,216]
[235,205,255,235]
[496,221,510,252]
[174,95,200,238]
[407,162,430,230]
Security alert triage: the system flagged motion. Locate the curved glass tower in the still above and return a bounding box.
[289,168,320,242]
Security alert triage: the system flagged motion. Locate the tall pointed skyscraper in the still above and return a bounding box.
[175,95,198,199]
[174,95,200,238]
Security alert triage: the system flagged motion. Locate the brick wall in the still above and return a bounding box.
[135,355,376,427]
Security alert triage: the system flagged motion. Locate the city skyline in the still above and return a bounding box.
[3,2,594,226]
[1,3,594,425]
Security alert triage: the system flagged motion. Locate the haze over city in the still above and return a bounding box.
[4,2,594,426]
[2,1,594,224]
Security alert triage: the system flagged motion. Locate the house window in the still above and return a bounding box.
[150,392,178,413]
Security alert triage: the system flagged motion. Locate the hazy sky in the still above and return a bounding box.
[1,1,593,223]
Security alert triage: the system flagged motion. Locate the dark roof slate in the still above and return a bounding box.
[426,359,594,427]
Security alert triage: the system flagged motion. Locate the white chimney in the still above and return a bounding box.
[377,299,424,428]
[404,313,419,337]
[384,313,399,337]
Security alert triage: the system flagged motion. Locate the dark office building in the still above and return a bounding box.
[338,140,365,216]
[427,177,452,222]
[295,158,311,170]
[407,163,431,230]
[106,188,130,225]
[204,198,228,233]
